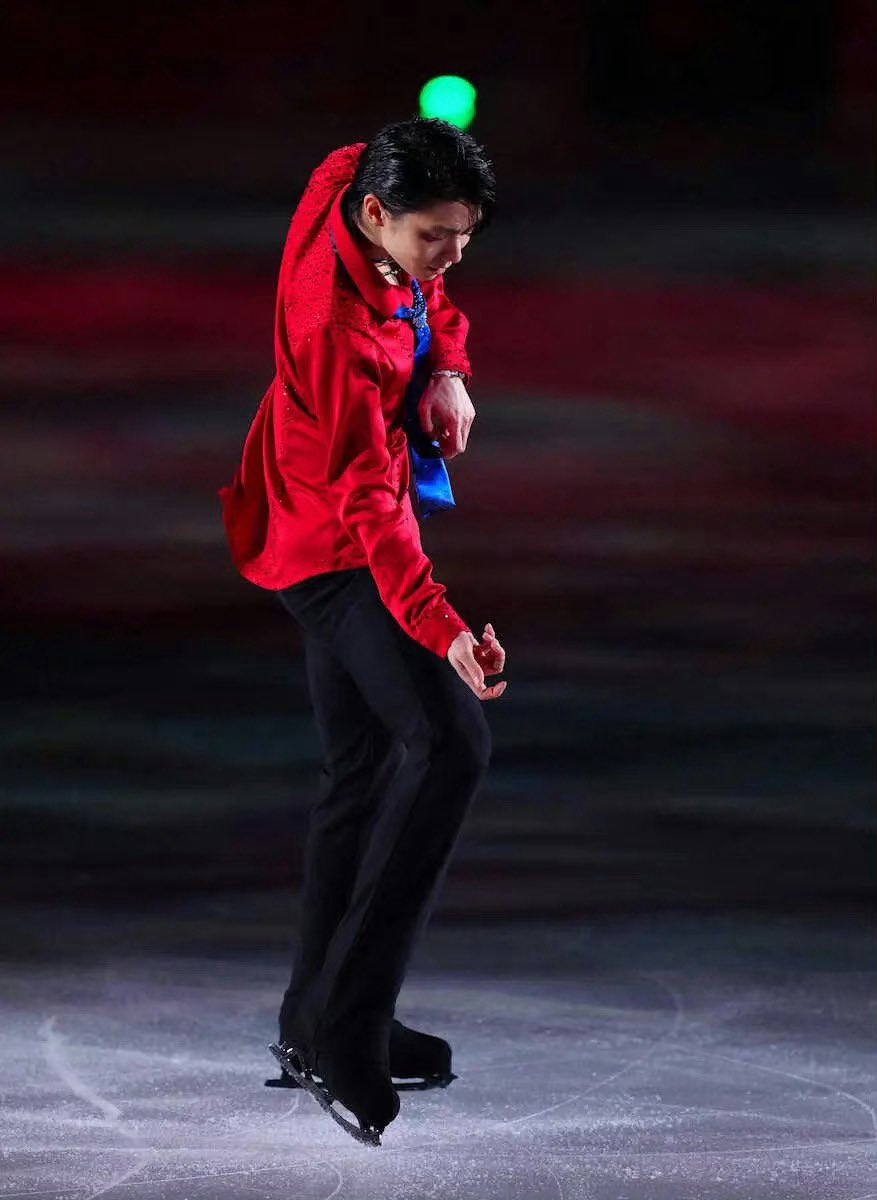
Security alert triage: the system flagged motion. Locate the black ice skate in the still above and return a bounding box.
[268,1039,399,1147]
[266,1018,456,1092]
[388,1020,457,1090]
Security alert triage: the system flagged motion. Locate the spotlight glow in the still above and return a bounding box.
[419,76,477,130]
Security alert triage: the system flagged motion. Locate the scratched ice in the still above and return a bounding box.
[1,900,875,1200]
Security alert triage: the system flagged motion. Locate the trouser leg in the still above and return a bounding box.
[278,568,491,1054]
[303,722,486,1050]
[279,629,405,1028]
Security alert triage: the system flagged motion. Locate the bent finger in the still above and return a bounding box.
[480,680,507,701]
[447,422,465,454]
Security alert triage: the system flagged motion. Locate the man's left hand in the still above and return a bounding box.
[418,374,475,459]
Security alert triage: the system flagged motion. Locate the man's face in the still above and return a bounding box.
[364,196,476,282]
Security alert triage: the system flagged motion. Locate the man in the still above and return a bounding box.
[218,117,506,1144]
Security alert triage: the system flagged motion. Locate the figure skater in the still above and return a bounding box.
[218,117,506,1145]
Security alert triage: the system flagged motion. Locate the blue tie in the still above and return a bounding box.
[393,277,456,520]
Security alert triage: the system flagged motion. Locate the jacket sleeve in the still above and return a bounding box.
[420,273,473,387]
[294,321,472,658]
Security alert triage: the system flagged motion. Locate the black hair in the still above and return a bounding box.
[342,116,496,237]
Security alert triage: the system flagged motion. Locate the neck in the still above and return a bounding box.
[344,200,409,283]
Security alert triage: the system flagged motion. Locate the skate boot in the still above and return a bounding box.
[267,1017,455,1092]
[389,1020,456,1090]
[268,1034,399,1147]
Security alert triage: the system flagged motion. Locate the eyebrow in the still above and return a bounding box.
[429,224,476,236]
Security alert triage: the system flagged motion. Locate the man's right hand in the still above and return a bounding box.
[447,624,507,700]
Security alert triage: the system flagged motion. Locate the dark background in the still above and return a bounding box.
[2,0,874,917]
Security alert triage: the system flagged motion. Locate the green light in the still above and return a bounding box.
[419,75,477,130]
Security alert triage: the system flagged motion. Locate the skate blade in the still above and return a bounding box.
[267,1069,456,1091]
[268,1041,384,1148]
[395,1070,458,1091]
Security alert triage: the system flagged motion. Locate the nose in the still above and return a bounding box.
[448,238,465,265]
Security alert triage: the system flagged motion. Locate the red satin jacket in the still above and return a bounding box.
[217,142,474,658]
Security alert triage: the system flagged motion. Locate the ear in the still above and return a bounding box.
[362,193,386,228]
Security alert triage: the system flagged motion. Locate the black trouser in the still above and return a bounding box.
[275,566,491,1058]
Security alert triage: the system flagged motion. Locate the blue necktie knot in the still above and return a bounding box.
[393,278,430,357]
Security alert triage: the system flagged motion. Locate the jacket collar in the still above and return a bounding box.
[328,185,414,319]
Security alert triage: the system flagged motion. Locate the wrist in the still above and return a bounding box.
[412,604,470,658]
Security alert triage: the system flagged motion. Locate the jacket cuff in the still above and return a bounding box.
[430,347,472,388]
[410,601,471,658]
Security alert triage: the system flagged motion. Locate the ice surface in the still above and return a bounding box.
[1,900,874,1199]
